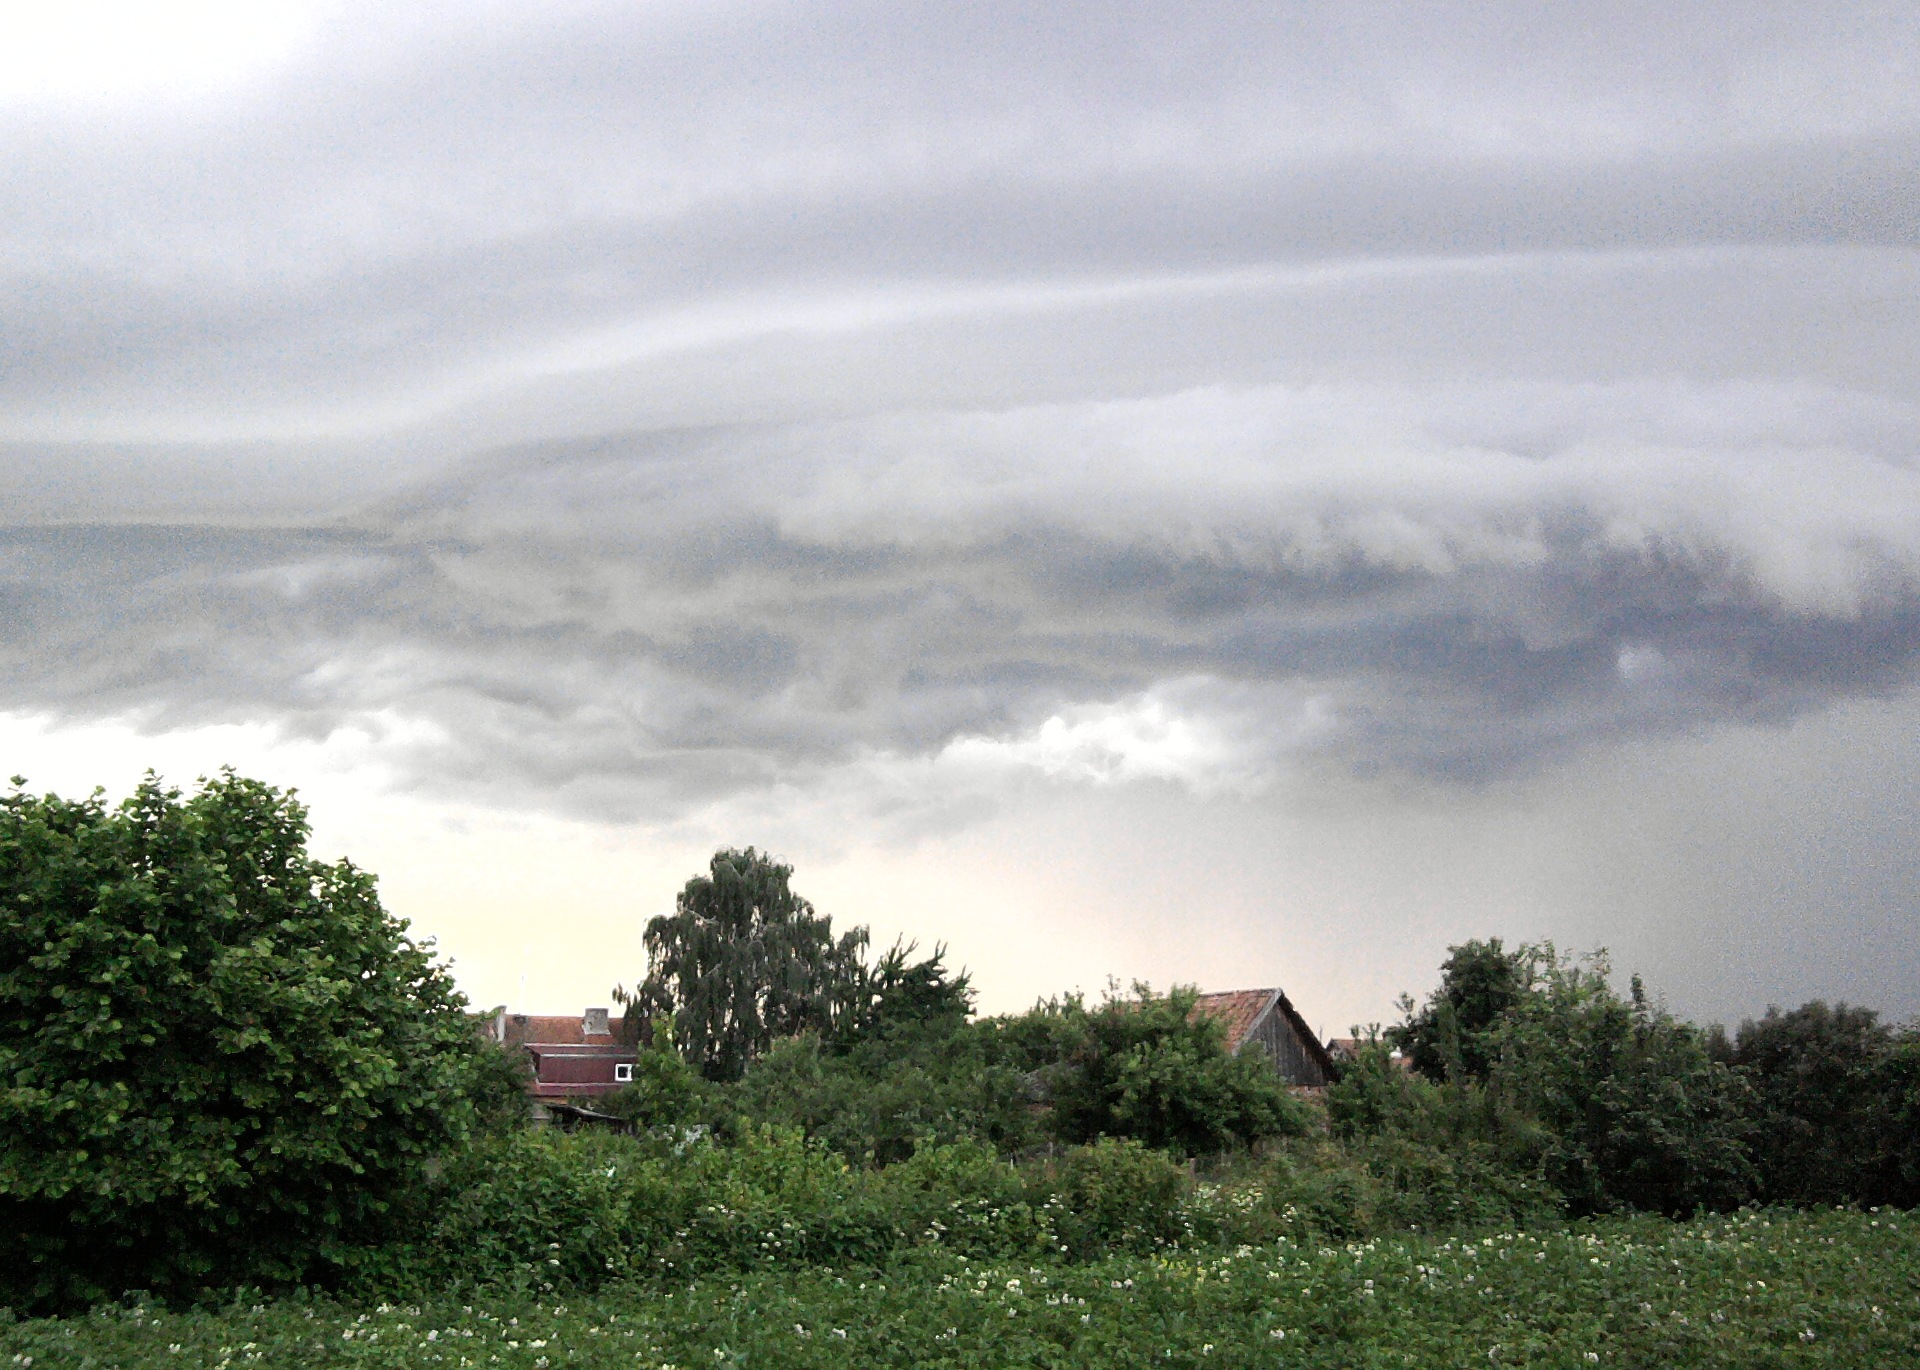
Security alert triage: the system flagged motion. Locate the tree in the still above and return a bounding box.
[1390,939,1531,1083]
[0,772,505,1309]
[628,848,868,1081]
[831,937,974,1048]
[1725,1001,1906,1207]
[1486,952,1753,1216]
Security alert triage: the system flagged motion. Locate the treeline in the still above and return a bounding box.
[2,780,1914,1315]
[608,853,1920,1222]
[1377,940,1920,1215]
[603,846,1312,1160]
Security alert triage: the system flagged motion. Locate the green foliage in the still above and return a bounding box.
[730,1026,1038,1166]
[20,1211,1917,1368]
[1725,1000,1915,1208]
[1033,1137,1188,1257]
[832,938,974,1048]
[1881,1029,1920,1208]
[629,849,870,1082]
[1486,952,1754,1216]
[1391,938,1531,1083]
[866,1138,1052,1259]
[0,773,497,1310]
[397,1125,901,1293]
[1020,983,1313,1155]
[598,1019,707,1130]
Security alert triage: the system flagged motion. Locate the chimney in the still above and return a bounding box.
[583,1006,611,1036]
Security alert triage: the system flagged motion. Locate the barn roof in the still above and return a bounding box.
[1191,989,1278,1052]
[1192,987,1339,1082]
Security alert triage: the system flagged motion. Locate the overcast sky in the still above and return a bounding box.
[3,0,1917,1029]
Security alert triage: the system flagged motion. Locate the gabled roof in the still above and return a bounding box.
[1192,987,1339,1082]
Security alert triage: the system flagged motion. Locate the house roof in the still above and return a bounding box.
[1191,989,1279,1053]
[502,1013,631,1047]
[1192,987,1340,1082]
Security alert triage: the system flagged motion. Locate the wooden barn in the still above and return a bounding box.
[1192,987,1338,1087]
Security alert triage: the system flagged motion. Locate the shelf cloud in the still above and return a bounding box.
[2,0,1916,1018]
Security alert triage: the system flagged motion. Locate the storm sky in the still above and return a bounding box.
[3,0,1917,1028]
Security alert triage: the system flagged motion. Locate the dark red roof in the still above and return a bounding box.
[502,1013,632,1046]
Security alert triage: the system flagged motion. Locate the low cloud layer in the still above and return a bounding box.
[7,378,1917,822]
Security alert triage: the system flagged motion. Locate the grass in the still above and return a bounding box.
[4,1209,1914,1368]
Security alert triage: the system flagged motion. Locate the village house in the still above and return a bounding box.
[483,1006,639,1120]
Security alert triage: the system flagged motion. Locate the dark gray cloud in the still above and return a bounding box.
[6,379,1917,819]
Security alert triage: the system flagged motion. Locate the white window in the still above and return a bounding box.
[613,1063,634,1083]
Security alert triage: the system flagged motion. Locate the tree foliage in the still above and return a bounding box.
[1724,1000,1917,1208]
[630,849,870,1081]
[0,773,505,1309]
[1390,938,1531,1083]
[1021,984,1312,1156]
[1484,953,1753,1216]
[598,1017,708,1130]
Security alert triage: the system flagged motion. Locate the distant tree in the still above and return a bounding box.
[627,848,868,1081]
[1390,938,1531,1083]
[832,938,974,1047]
[0,773,506,1309]
[1487,952,1753,1216]
[1879,1027,1920,1208]
[1726,1000,1906,1207]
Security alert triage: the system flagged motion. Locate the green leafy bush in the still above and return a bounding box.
[0,773,507,1310]
[597,1018,707,1130]
[1487,953,1754,1216]
[731,1026,1038,1165]
[1725,1000,1916,1208]
[391,1124,902,1293]
[1017,984,1313,1155]
[1033,1137,1188,1257]
[867,1138,1053,1258]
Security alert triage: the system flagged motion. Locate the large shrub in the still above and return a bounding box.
[1487,953,1753,1216]
[0,773,507,1309]
[1020,984,1312,1155]
[1724,1000,1913,1208]
[868,1138,1052,1259]
[1033,1137,1188,1257]
[398,1125,899,1292]
[731,1025,1038,1165]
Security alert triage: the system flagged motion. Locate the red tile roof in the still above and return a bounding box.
[1191,989,1280,1053]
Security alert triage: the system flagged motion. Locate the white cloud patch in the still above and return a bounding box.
[942,679,1337,796]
